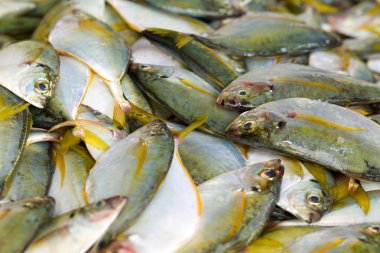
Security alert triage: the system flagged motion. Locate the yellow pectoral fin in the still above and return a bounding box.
[225,190,247,241]
[113,102,127,130]
[305,0,338,13]
[303,162,328,190]
[310,238,345,253]
[55,152,66,188]
[59,130,81,153]
[0,102,29,121]
[82,129,110,152]
[282,157,304,177]
[176,34,192,49]
[348,179,370,215]
[50,119,111,133]
[132,138,147,178]
[288,112,365,132]
[0,209,10,220]
[177,115,208,142]
[349,108,370,116]
[179,78,218,99]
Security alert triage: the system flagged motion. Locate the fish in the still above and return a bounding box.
[192,13,341,56]
[131,63,240,136]
[226,98,380,181]
[167,122,247,185]
[142,28,241,90]
[1,131,58,203]
[217,63,380,110]
[145,0,245,18]
[111,125,202,253]
[48,10,131,118]
[107,0,212,35]
[25,196,126,253]
[0,40,59,108]
[284,223,380,252]
[0,196,54,253]
[248,148,333,223]
[0,86,31,192]
[177,160,283,253]
[86,120,174,246]
[280,190,380,227]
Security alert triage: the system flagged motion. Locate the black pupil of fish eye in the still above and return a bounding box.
[38,83,47,91]
[371,226,380,231]
[309,195,320,203]
[264,170,275,178]
[96,201,103,207]
[239,91,247,96]
[244,122,251,129]
[251,186,259,192]
[160,74,169,78]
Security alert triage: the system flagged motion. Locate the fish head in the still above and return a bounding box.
[362,224,380,245]
[131,63,174,82]
[240,159,284,194]
[226,109,287,140]
[217,81,272,109]
[0,41,60,108]
[280,180,333,223]
[80,196,127,226]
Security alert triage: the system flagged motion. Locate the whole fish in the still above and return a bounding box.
[107,0,212,35]
[1,131,57,202]
[226,98,380,181]
[217,64,380,110]
[145,0,244,18]
[177,160,283,253]
[0,196,54,253]
[280,190,380,226]
[0,86,31,192]
[115,131,201,253]
[285,223,380,253]
[192,13,341,56]
[248,148,333,223]
[49,10,131,113]
[86,120,174,245]
[142,28,241,90]
[131,63,239,136]
[0,40,59,108]
[25,196,127,253]
[167,122,246,185]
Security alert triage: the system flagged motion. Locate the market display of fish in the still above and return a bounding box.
[0,0,380,252]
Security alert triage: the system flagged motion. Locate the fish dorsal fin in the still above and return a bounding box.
[282,157,304,177]
[303,162,328,190]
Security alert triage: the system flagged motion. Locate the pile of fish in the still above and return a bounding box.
[2,0,380,252]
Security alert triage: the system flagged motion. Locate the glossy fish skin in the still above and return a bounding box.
[217,63,380,111]
[1,139,53,203]
[0,196,54,253]
[281,190,380,227]
[244,54,309,72]
[131,63,239,136]
[121,74,152,113]
[86,120,174,245]
[192,14,341,56]
[142,28,240,90]
[145,0,244,18]
[244,226,321,253]
[226,98,380,181]
[0,86,31,192]
[26,196,127,253]
[0,40,59,108]
[49,10,130,110]
[0,35,14,50]
[178,160,283,253]
[107,0,212,35]
[285,224,380,253]
[167,123,246,185]
[48,55,91,120]
[248,149,333,223]
[345,37,380,59]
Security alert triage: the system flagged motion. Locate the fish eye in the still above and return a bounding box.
[239,91,247,96]
[243,122,253,130]
[307,194,322,205]
[261,169,276,179]
[251,186,260,192]
[159,74,169,78]
[140,64,150,70]
[34,80,50,94]
[95,200,105,208]
[276,120,287,129]
[368,225,380,234]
